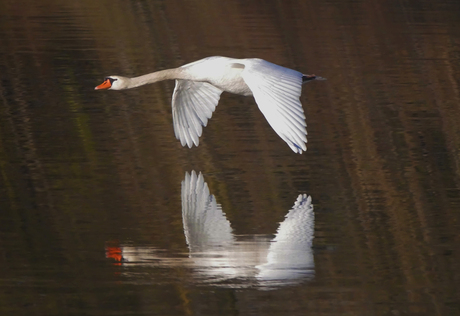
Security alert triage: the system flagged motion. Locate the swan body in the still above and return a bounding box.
[95,56,325,153]
[107,170,315,286]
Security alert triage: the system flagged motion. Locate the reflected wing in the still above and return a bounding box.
[172,80,223,148]
[273,194,314,245]
[257,194,315,281]
[181,171,234,251]
[241,59,307,153]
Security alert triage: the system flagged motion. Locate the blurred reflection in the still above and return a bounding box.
[106,171,315,288]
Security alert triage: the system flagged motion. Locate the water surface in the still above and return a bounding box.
[0,0,459,315]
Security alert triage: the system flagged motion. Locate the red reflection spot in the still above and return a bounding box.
[105,245,123,266]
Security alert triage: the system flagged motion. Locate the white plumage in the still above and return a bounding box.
[96,56,325,153]
[109,171,315,287]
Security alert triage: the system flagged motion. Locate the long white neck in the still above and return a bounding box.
[126,68,189,89]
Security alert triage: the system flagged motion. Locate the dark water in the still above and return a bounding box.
[1,0,460,315]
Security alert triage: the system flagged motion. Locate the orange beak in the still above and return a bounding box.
[95,79,112,90]
[105,246,123,265]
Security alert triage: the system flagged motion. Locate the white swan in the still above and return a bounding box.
[180,171,315,284]
[95,56,325,153]
[107,171,315,287]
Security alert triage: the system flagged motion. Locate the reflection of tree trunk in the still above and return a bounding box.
[0,60,55,213]
[0,1,459,314]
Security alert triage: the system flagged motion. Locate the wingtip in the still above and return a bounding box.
[292,143,307,154]
[295,194,312,207]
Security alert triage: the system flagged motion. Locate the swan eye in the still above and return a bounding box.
[105,77,118,84]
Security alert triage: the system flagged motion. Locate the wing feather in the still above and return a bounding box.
[181,171,234,250]
[240,59,308,153]
[172,80,223,148]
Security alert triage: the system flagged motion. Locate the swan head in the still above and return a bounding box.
[95,76,129,90]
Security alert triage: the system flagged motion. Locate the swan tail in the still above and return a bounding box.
[302,74,326,84]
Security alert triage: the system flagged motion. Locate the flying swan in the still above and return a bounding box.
[95,56,325,153]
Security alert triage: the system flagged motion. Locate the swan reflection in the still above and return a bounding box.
[106,171,315,288]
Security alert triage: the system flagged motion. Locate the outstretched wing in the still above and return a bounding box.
[240,59,307,153]
[257,194,315,282]
[172,80,223,148]
[181,171,234,251]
